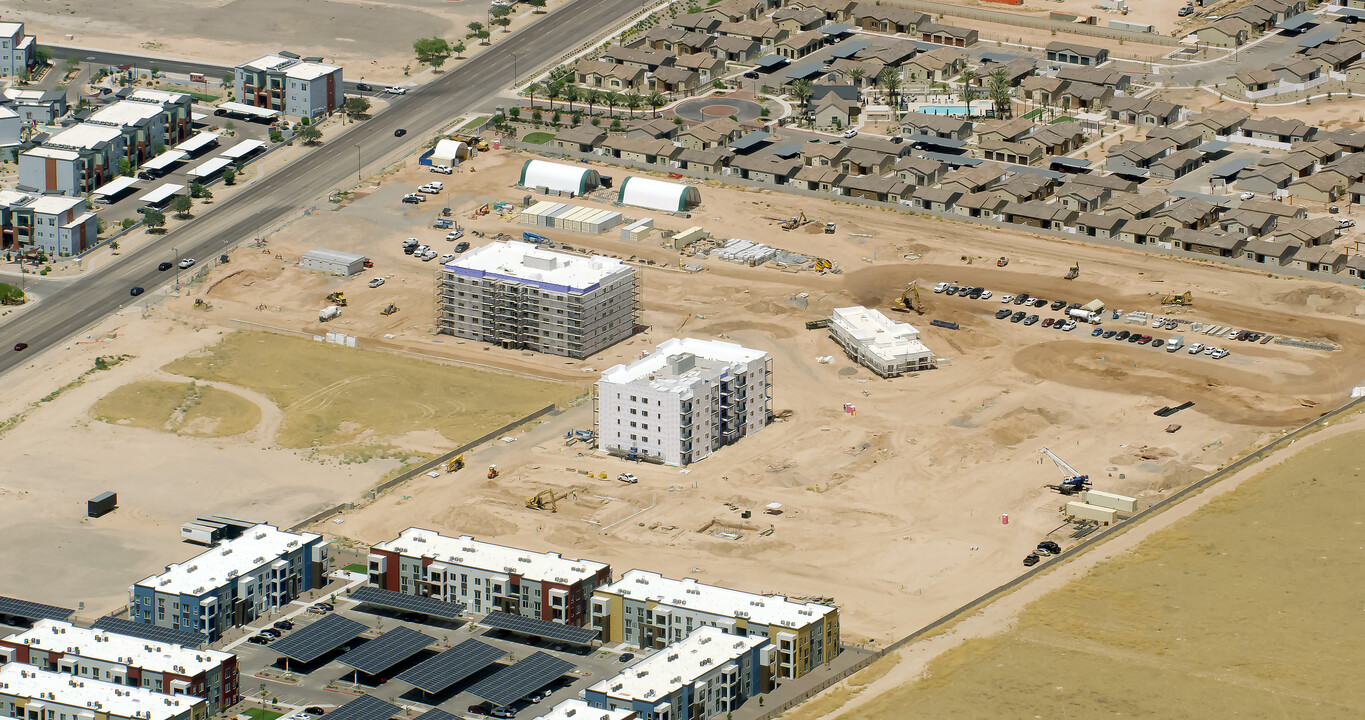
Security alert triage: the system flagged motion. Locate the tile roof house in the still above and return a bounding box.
[851,3,928,33]
[553,125,607,153]
[1173,228,1248,257]
[1117,216,1176,245]
[894,155,947,185]
[1075,211,1126,239]
[1001,200,1077,229]
[1240,116,1316,144]
[905,47,966,82]
[1055,66,1130,90]
[953,190,1008,219]
[1045,42,1109,67]
[1185,107,1250,141]
[678,118,746,151]
[900,112,973,141]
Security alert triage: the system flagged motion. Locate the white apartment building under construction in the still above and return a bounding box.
[438,240,639,358]
[595,338,771,466]
[828,306,933,377]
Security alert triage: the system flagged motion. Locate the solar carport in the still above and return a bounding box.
[325,695,399,720]
[271,614,368,668]
[479,611,599,646]
[0,596,73,628]
[466,652,575,709]
[92,617,207,648]
[349,586,465,620]
[338,626,436,679]
[396,639,505,695]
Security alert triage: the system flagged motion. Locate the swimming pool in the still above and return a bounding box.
[915,105,996,117]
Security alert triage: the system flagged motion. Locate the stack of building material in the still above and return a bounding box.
[621,218,654,241]
[517,202,622,234]
[1123,311,1153,325]
[714,238,777,265]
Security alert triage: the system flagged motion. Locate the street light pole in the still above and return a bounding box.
[512,52,518,88]
[356,142,361,182]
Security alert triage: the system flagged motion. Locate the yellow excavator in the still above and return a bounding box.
[525,490,558,512]
[1162,291,1194,306]
[893,281,923,314]
[781,212,808,231]
[1064,262,1079,280]
[445,455,465,473]
[327,291,348,306]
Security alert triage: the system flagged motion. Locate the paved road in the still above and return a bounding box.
[0,0,652,374]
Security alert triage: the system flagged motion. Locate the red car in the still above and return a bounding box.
[1041,318,1055,327]
[13,342,27,351]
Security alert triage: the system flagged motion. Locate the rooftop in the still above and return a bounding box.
[589,627,765,703]
[598,338,766,393]
[598,570,834,629]
[88,100,165,128]
[536,699,635,720]
[238,54,340,81]
[134,524,320,596]
[45,123,122,151]
[0,665,201,720]
[372,527,608,584]
[830,307,931,363]
[446,241,630,293]
[128,89,191,105]
[6,620,231,675]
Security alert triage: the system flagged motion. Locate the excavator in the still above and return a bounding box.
[445,455,465,473]
[525,490,559,512]
[892,281,923,314]
[1162,290,1194,306]
[1064,262,1079,280]
[326,291,348,307]
[780,212,809,231]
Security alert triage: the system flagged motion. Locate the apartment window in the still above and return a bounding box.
[630,434,637,441]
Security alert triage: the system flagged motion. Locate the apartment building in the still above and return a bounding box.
[129,525,326,643]
[0,22,35,78]
[438,240,639,358]
[595,338,771,466]
[234,53,343,119]
[828,306,933,377]
[20,123,126,196]
[584,628,770,720]
[368,528,612,626]
[592,570,839,682]
[85,91,194,163]
[3,88,68,123]
[0,189,97,257]
[0,665,208,720]
[0,621,238,713]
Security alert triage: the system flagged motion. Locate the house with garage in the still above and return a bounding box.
[678,118,745,151]
[975,117,1033,145]
[1055,66,1130,91]
[717,20,787,47]
[988,172,1055,203]
[919,23,978,47]
[1057,183,1113,212]
[1269,217,1339,246]
[1220,208,1281,237]
[600,136,681,166]
[773,7,827,33]
[911,186,961,212]
[1075,211,1126,239]
[1019,121,1086,155]
[1198,16,1253,46]
[1104,191,1171,219]
[1154,197,1221,230]
[852,4,927,33]
[1289,246,1347,274]
[978,139,1044,166]
[953,191,1007,219]
[1108,97,1183,127]
[1001,201,1076,230]
[1345,254,1365,279]
[1150,149,1204,180]
[1045,42,1109,66]
[1173,228,1247,257]
[894,155,947,186]
[1186,107,1250,141]
[1234,165,1295,195]
[775,30,826,60]
[901,112,973,141]
[673,52,727,83]
[1228,68,1277,97]
[1061,81,1113,111]
[1240,116,1316,144]
[1288,173,1346,203]
[601,47,676,72]
[729,153,802,184]
[1117,216,1176,245]
[575,60,645,91]
[812,92,860,129]
[554,125,607,153]
[1018,76,1070,106]
[905,47,966,82]
[671,13,722,33]
[1105,137,1175,175]
[791,164,845,192]
[840,174,910,202]
[787,0,858,22]
[939,164,1006,195]
[1241,237,1297,266]
[710,35,762,62]
[677,147,732,174]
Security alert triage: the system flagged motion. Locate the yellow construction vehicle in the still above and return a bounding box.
[1064,262,1079,280]
[380,303,399,315]
[1162,291,1194,306]
[812,257,833,271]
[487,464,499,479]
[780,212,808,231]
[327,291,348,307]
[445,455,465,473]
[525,490,558,512]
[893,281,923,314]
[452,134,490,152]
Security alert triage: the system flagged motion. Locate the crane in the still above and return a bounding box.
[1039,447,1090,494]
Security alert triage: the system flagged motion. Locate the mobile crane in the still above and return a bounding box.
[1039,447,1091,495]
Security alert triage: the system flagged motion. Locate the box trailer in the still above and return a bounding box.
[1166,334,1185,352]
[88,491,117,518]
[1081,490,1137,513]
[1066,501,1119,524]
[181,522,222,545]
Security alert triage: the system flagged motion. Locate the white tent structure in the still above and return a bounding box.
[617,176,701,212]
[519,159,600,195]
[431,139,469,166]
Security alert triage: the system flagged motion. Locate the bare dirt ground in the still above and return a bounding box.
[882,0,1186,53]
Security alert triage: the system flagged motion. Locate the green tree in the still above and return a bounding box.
[791,78,813,110]
[647,91,665,118]
[296,124,323,145]
[877,67,901,109]
[170,194,193,218]
[0,282,25,306]
[489,4,512,19]
[154,142,166,156]
[35,46,51,66]
[546,81,563,110]
[561,84,580,112]
[143,208,166,231]
[452,40,466,59]
[524,81,542,111]
[475,28,491,44]
[343,96,371,120]
[223,168,236,186]
[117,157,133,177]
[988,68,1012,119]
[65,55,79,71]
[492,16,512,31]
[958,70,980,105]
[221,72,233,87]
[189,181,205,198]
[582,88,600,117]
[623,91,642,119]
[526,0,547,11]
[466,21,484,39]
[120,217,136,229]
[413,37,453,69]
[846,66,865,88]
[604,91,621,118]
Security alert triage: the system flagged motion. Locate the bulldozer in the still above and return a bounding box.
[445,455,465,473]
[892,281,923,314]
[326,291,348,307]
[193,298,212,311]
[525,490,559,512]
[780,212,808,231]
[380,303,399,316]
[1162,291,1194,306]
[1064,262,1079,280]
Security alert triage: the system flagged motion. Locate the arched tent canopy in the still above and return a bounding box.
[431,139,469,165]
[519,159,600,195]
[617,177,702,212]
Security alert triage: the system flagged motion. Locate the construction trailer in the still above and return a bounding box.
[301,248,367,276]
[87,491,117,518]
[1081,489,1137,513]
[1065,501,1118,524]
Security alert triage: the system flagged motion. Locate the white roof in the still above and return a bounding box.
[188,157,232,178]
[88,100,164,128]
[30,195,84,215]
[0,664,201,720]
[4,88,57,103]
[373,527,607,585]
[238,54,340,81]
[175,132,221,153]
[588,628,765,702]
[431,139,468,164]
[520,159,599,195]
[0,22,23,37]
[618,176,700,213]
[129,89,190,105]
[22,147,79,161]
[139,184,184,204]
[598,570,835,629]
[446,240,630,293]
[92,175,141,197]
[0,105,18,120]
[599,338,767,393]
[141,150,188,171]
[829,306,931,363]
[9,620,231,675]
[535,699,634,720]
[61,212,96,230]
[45,123,121,150]
[135,524,319,595]
[221,139,265,159]
[217,101,279,119]
[302,248,366,264]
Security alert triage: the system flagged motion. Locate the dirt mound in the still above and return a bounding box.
[1271,286,1365,316]
[431,502,516,537]
[986,407,1068,447]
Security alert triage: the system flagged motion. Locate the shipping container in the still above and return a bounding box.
[1066,501,1118,524]
[1081,490,1137,513]
[181,522,222,545]
[87,491,117,518]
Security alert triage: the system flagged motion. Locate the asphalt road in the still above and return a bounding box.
[1,0,652,375]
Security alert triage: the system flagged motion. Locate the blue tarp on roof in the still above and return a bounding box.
[919,152,981,166]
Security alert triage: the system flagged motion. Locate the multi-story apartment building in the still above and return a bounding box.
[0,189,97,257]
[20,123,126,196]
[3,88,67,123]
[595,338,771,466]
[0,22,35,79]
[584,628,770,720]
[368,528,611,626]
[438,240,639,358]
[129,525,326,642]
[0,621,238,714]
[538,700,636,720]
[234,53,343,119]
[0,665,208,720]
[827,306,933,377]
[592,570,839,682]
[86,92,194,163]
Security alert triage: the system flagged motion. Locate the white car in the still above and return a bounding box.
[1062,319,1077,331]
[1226,328,1241,339]
[430,165,453,174]
[414,245,431,256]
[418,182,443,194]
[1151,318,1165,328]
[1209,348,1230,359]
[439,253,456,263]
[842,128,858,138]
[368,277,385,288]
[1187,342,1204,355]
[618,473,638,484]
[178,258,196,269]
[384,86,407,95]
[1239,192,1255,200]
[421,250,438,261]
[1000,294,1014,303]
[933,282,950,293]
[1203,345,1218,355]
[980,290,993,300]
[1339,218,1356,229]
[445,230,464,241]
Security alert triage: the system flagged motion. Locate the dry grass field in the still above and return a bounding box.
[91,380,261,437]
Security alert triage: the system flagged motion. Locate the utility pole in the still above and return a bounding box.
[356,142,362,182]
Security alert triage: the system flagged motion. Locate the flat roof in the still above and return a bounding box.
[753,54,789,69]
[239,54,341,81]
[88,100,164,128]
[373,527,608,585]
[588,628,765,702]
[1296,25,1340,47]
[728,131,773,151]
[1277,11,1318,30]
[0,665,200,720]
[188,156,232,177]
[175,132,222,153]
[1197,140,1231,154]
[829,306,931,363]
[30,195,85,215]
[218,101,280,119]
[142,150,188,171]
[9,620,230,675]
[903,133,966,150]
[46,123,122,150]
[23,146,80,161]
[221,140,266,160]
[138,184,185,205]
[135,524,319,595]
[599,337,766,392]
[91,175,140,197]
[0,596,73,622]
[1209,156,1257,178]
[130,89,190,105]
[444,240,630,294]
[537,700,635,720]
[1049,155,1092,168]
[1008,165,1067,180]
[598,570,835,629]
[303,248,366,264]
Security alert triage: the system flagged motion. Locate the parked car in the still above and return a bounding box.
[1038,540,1062,554]
[260,628,282,638]
[980,290,993,299]
[1188,342,1205,354]
[945,285,961,296]
[1115,330,1131,340]
[274,621,295,630]
[1178,6,1193,16]
[1032,298,1048,308]
[157,261,172,271]
[1137,335,1152,345]
[303,708,324,717]
[1152,338,1165,348]
[368,277,385,288]
[467,705,492,717]
[1102,330,1116,338]
[933,282,950,293]
[618,473,638,484]
[1023,314,1040,325]
[419,182,444,194]
[1062,320,1077,331]
[402,193,425,203]
[454,241,470,253]
[248,635,271,645]
[842,129,858,138]
[313,602,334,611]
[1210,347,1230,359]
[422,250,438,261]
[431,165,453,174]
[1041,318,1055,328]
[1013,294,1030,305]
[996,309,1013,319]
[1000,294,1014,303]
[743,71,761,79]
[439,253,456,263]
[619,653,635,663]
[1050,299,1066,310]
[356,83,373,91]
[1010,311,1026,323]
[1023,553,1040,567]
[1340,218,1356,229]
[967,287,984,299]
[1164,319,1179,330]
[1091,328,1104,337]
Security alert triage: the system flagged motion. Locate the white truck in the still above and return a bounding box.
[319,305,341,322]
[1068,308,1102,324]
[1165,334,1185,352]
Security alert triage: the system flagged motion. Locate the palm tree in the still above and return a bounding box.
[878,67,901,111]
[846,67,865,90]
[561,84,579,113]
[957,70,980,106]
[988,68,1011,119]
[647,91,666,118]
[604,91,620,118]
[524,82,542,111]
[546,81,563,111]
[624,91,642,119]
[583,88,600,118]
[791,78,813,111]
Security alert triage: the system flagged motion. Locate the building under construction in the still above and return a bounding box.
[437,240,640,358]
[828,306,933,377]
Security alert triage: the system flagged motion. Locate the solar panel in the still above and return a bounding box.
[91,617,206,648]
[323,695,399,720]
[349,587,466,620]
[338,626,436,675]
[411,710,458,720]
[480,611,599,645]
[467,652,574,708]
[395,639,505,694]
[270,614,368,663]
[0,596,74,622]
